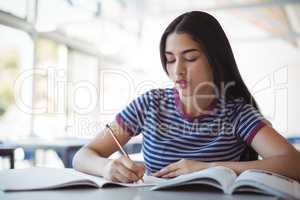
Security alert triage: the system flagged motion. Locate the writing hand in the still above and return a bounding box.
[103,156,144,183]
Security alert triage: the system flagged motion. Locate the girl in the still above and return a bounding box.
[73,11,300,183]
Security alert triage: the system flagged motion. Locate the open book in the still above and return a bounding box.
[0,166,299,200]
[0,167,162,191]
[151,166,300,200]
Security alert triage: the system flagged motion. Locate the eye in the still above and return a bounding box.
[166,59,175,64]
[185,56,198,62]
[165,55,175,64]
[184,53,199,62]
[185,57,197,62]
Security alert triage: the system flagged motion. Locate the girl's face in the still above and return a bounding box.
[165,33,214,97]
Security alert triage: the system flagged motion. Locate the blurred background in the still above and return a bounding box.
[0,0,299,169]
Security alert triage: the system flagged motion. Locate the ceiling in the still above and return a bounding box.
[40,0,300,48]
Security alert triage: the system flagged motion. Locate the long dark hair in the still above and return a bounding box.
[160,11,259,110]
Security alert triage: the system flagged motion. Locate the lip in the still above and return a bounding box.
[176,79,188,89]
[176,79,187,84]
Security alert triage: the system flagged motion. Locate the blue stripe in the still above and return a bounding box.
[146,117,222,140]
[144,135,241,156]
[143,132,238,154]
[133,100,144,125]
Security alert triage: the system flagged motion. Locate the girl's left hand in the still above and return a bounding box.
[152,159,211,178]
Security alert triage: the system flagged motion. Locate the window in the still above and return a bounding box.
[0,0,28,19]
[67,50,99,138]
[32,37,68,138]
[0,25,33,140]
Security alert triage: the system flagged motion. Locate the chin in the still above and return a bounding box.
[177,87,193,97]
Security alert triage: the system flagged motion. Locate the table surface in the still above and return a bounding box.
[0,185,280,200]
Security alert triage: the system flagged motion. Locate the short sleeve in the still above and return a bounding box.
[115,90,153,136]
[233,103,271,145]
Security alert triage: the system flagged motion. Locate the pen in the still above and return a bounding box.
[106,124,144,183]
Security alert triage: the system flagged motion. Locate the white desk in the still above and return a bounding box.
[0,185,279,200]
[4,138,90,168]
[3,137,143,167]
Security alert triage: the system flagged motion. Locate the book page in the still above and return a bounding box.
[0,167,164,191]
[231,169,300,199]
[0,167,98,191]
[85,173,164,187]
[151,166,237,191]
[192,166,237,192]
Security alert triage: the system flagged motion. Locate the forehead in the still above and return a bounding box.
[165,33,200,52]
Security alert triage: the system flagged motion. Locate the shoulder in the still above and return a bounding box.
[223,97,256,110]
[221,97,261,120]
[228,97,249,109]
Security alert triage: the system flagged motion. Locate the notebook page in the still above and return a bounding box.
[0,167,96,191]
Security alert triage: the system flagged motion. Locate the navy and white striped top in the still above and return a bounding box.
[116,88,269,174]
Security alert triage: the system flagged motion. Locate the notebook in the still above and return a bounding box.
[1,166,299,200]
[0,167,162,191]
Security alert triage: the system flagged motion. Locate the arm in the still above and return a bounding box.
[72,121,144,182]
[211,125,300,181]
[153,125,300,181]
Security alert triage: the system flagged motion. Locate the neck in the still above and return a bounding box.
[179,90,216,117]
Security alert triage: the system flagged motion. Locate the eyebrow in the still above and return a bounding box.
[165,48,199,55]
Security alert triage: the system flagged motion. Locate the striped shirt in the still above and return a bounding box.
[116,88,269,174]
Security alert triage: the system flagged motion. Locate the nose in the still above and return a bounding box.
[175,60,186,76]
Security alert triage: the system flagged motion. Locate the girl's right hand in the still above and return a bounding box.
[103,156,145,183]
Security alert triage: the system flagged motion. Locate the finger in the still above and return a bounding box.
[120,157,144,179]
[117,162,140,182]
[135,163,145,178]
[161,167,186,178]
[162,170,179,178]
[153,163,178,177]
[121,156,136,171]
[112,171,131,183]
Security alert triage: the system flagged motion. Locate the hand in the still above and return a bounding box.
[103,156,145,183]
[152,159,211,178]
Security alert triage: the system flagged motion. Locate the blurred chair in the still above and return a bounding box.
[287,137,300,150]
[56,146,83,168]
[240,146,258,161]
[287,136,300,144]
[0,142,15,169]
[123,143,142,154]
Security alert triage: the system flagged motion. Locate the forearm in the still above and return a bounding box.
[211,153,300,181]
[72,147,111,177]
